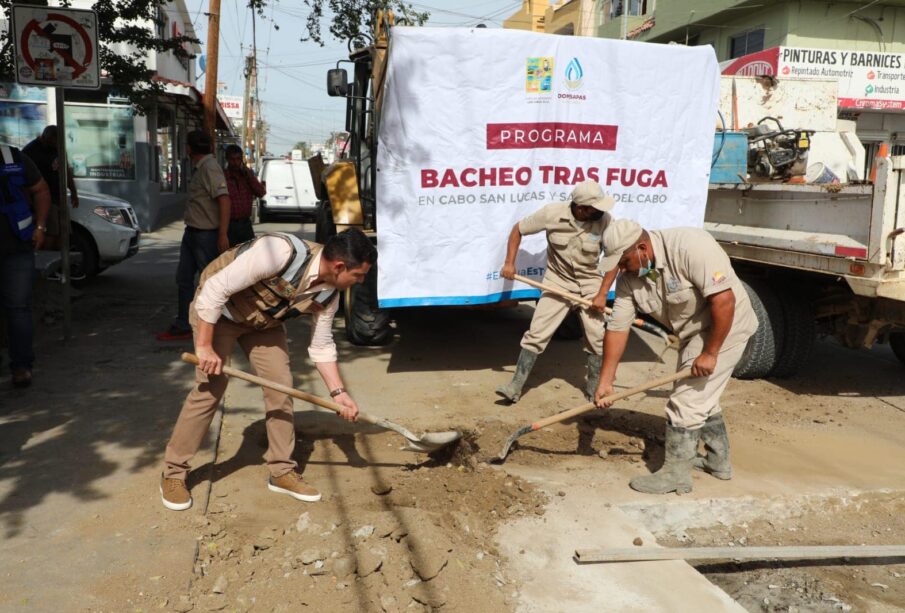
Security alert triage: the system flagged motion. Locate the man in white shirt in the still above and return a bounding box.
[160,229,376,511]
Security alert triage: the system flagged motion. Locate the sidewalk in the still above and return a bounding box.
[0,223,208,610]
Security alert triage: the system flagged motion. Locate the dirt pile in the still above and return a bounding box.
[168,457,546,612]
[450,417,652,466]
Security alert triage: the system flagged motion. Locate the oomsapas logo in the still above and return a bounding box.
[564,57,584,89]
[486,122,617,151]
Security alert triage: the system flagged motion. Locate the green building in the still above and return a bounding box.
[597,1,905,59]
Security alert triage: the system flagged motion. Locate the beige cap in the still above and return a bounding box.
[598,218,643,272]
[571,180,615,212]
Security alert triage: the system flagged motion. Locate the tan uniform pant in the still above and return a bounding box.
[666,334,748,429]
[520,290,606,356]
[163,319,297,480]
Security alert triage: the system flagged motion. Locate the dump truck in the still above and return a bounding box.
[316,18,905,377]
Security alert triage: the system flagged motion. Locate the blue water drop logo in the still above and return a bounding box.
[565,57,584,90]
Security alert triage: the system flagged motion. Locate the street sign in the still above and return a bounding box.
[11,6,100,90]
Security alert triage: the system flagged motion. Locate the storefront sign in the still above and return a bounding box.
[219,95,243,121]
[722,46,905,110]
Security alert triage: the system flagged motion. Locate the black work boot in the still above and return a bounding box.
[495,348,539,404]
[629,424,701,495]
[691,413,732,480]
[584,353,602,402]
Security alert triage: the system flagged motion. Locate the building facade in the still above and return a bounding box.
[504,0,599,36]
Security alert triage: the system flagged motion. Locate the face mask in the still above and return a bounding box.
[636,247,653,279]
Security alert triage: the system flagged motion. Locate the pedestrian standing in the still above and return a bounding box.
[224,144,265,247]
[497,180,617,403]
[23,126,81,279]
[594,220,758,494]
[160,229,376,510]
[157,130,232,341]
[0,145,52,388]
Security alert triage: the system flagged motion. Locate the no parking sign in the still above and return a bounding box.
[11,5,100,89]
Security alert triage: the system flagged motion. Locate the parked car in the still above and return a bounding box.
[68,190,140,277]
[257,157,318,222]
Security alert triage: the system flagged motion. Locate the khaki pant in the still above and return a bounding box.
[520,290,606,356]
[163,319,297,480]
[666,335,748,429]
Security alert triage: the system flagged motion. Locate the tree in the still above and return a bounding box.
[292,141,311,158]
[0,0,198,112]
[251,0,429,46]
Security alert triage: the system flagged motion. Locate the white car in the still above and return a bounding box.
[257,157,318,222]
[68,190,140,277]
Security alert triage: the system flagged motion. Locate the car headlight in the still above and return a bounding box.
[93,206,129,226]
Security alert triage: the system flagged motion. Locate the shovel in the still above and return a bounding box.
[496,368,693,462]
[181,353,461,453]
[511,274,677,346]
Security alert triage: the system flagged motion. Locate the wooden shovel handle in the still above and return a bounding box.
[531,368,694,431]
[180,352,378,426]
[513,274,601,311]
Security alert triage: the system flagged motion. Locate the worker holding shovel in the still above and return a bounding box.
[594,219,758,495]
[498,180,617,404]
[159,229,376,511]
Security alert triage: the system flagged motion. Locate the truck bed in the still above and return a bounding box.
[705,157,905,301]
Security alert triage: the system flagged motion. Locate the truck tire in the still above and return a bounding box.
[554,310,583,340]
[771,287,816,378]
[733,279,784,379]
[344,265,393,346]
[890,332,905,365]
[70,224,100,279]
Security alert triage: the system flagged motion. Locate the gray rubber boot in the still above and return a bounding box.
[584,353,602,402]
[629,424,700,495]
[691,413,733,480]
[495,348,539,404]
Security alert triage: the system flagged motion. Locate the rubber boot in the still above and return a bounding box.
[496,348,539,404]
[691,413,733,480]
[584,353,602,402]
[629,424,700,495]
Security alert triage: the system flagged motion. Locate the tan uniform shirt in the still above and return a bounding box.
[518,201,611,294]
[609,227,758,350]
[184,154,229,230]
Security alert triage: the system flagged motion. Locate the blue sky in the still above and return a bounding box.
[184,1,533,154]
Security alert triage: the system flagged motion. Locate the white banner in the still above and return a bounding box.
[376,28,720,307]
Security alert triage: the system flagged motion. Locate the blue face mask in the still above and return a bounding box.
[636,247,653,279]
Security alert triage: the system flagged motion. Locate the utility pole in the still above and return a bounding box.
[251,3,262,172]
[241,54,253,160]
[202,0,221,145]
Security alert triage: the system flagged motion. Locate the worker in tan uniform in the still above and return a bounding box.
[594,219,758,494]
[160,229,377,511]
[498,181,617,403]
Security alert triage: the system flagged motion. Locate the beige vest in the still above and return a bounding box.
[192,233,337,330]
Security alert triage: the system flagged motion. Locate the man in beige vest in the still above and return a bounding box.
[160,229,376,511]
[498,181,617,403]
[595,220,758,495]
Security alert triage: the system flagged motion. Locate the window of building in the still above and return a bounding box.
[155,6,169,41]
[729,28,765,59]
[65,104,136,180]
[157,107,175,191]
[607,0,650,21]
[0,83,48,147]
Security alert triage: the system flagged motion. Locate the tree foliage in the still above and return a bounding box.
[0,0,198,111]
[251,0,429,46]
